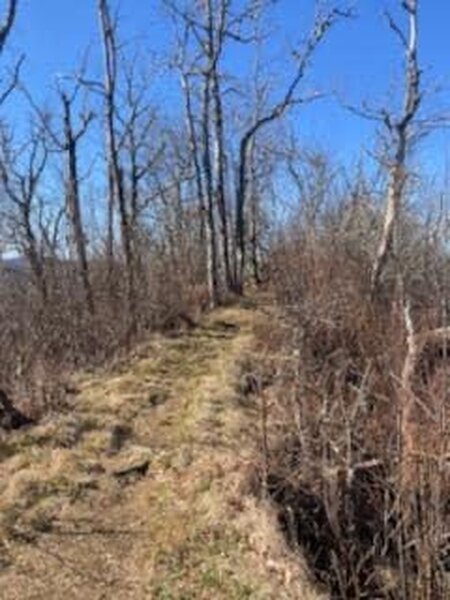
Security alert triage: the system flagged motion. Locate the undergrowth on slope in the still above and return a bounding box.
[253,201,450,598]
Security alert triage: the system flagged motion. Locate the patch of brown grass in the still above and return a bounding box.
[0,304,323,599]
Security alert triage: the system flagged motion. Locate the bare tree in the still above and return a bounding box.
[233,6,351,293]
[369,0,422,294]
[21,81,96,314]
[0,0,22,108]
[179,66,209,277]
[59,87,96,314]
[98,0,136,332]
[0,127,48,301]
[207,0,233,291]
[167,0,232,305]
[117,58,162,285]
[166,0,267,303]
[344,1,423,294]
[177,30,220,306]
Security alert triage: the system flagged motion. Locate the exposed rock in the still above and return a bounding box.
[110,445,152,483]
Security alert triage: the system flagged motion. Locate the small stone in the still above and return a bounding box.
[110,445,152,483]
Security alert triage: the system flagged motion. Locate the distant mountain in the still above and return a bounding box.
[2,256,27,272]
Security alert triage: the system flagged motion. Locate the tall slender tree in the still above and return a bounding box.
[370,0,422,294]
[59,87,96,314]
[98,0,136,332]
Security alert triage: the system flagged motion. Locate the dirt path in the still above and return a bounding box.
[0,304,321,599]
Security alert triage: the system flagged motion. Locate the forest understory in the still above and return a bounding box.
[0,288,449,599]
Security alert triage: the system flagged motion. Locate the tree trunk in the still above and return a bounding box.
[371,161,406,293]
[248,136,262,285]
[211,72,232,291]
[106,162,115,291]
[0,0,17,53]
[98,0,136,333]
[370,0,420,295]
[21,192,47,302]
[61,93,95,315]
[234,134,250,294]
[180,72,208,281]
[201,75,219,307]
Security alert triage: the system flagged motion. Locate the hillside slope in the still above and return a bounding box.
[0,303,322,599]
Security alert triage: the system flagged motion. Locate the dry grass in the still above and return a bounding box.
[0,302,321,599]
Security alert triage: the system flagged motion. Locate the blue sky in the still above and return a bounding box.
[2,0,450,176]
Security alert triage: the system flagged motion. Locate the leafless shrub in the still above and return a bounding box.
[258,183,450,598]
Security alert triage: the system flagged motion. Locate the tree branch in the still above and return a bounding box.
[0,0,17,54]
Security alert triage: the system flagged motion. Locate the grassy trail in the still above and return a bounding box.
[0,303,320,599]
